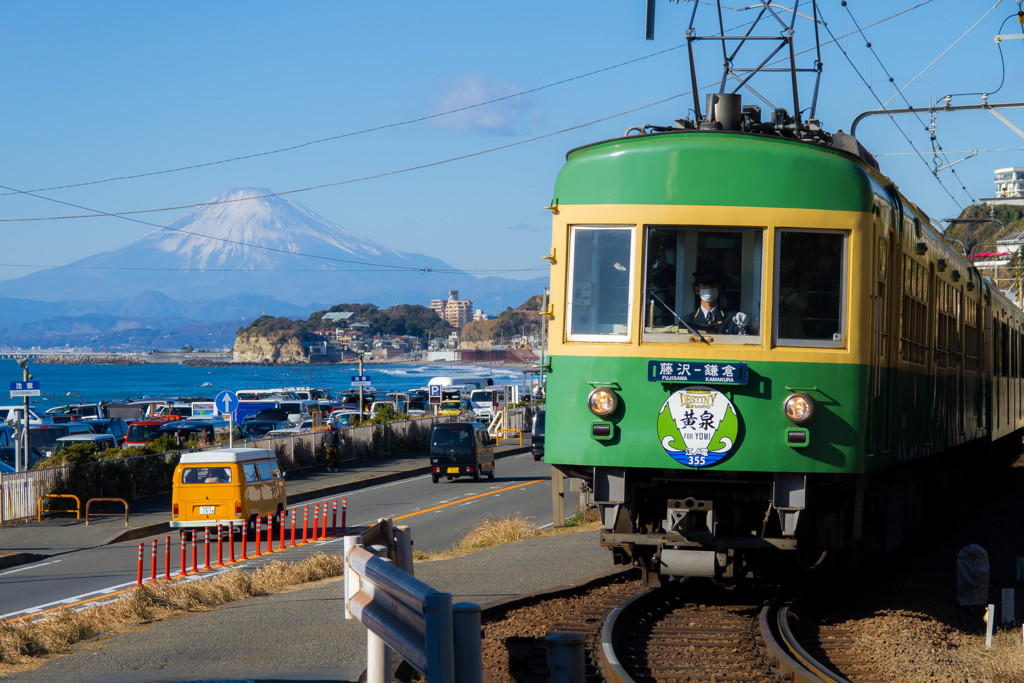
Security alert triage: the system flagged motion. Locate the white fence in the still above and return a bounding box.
[1,466,69,524]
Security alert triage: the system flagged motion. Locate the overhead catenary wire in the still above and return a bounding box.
[819,2,965,209]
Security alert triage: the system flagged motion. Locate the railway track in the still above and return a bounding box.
[478,570,889,682]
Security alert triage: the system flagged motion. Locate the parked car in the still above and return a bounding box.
[52,433,119,458]
[239,420,288,439]
[531,410,545,461]
[27,423,96,460]
[329,410,362,428]
[123,420,168,447]
[437,399,468,416]
[81,418,130,447]
[428,422,495,483]
[243,408,290,424]
[157,419,236,447]
[0,406,53,426]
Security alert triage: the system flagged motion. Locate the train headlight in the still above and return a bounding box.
[783,393,813,423]
[587,387,618,417]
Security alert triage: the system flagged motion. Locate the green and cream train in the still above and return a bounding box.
[543,102,1024,583]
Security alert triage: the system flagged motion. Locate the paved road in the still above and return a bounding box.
[0,452,562,619]
[0,441,614,682]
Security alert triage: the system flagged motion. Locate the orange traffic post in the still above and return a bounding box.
[289,508,296,548]
[342,497,347,535]
[311,503,319,542]
[164,535,171,581]
[330,499,337,536]
[216,524,224,567]
[150,539,157,583]
[266,514,273,554]
[136,542,143,586]
[180,534,188,577]
[254,516,262,557]
[319,504,327,541]
[191,531,198,574]
[240,522,248,561]
[278,511,285,551]
[203,527,211,570]
[302,505,309,544]
[229,523,237,563]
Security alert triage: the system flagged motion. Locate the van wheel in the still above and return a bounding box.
[487,463,495,481]
[431,474,439,484]
[473,468,481,482]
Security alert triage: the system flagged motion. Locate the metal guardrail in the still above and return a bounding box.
[86,497,129,526]
[37,493,80,521]
[496,428,522,446]
[344,520,482,683]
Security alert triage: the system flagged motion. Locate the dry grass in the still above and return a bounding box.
[411,511,600,562]
[956,628,1024,681]
[0,552,342,670]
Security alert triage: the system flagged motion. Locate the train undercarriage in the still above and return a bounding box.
[556,433,1020,585]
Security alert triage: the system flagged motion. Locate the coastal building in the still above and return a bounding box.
[995,168,1024,199]
[429,290,473,328]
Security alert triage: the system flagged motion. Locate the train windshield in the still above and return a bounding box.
[643,226,763,344]
[567,226,635,340]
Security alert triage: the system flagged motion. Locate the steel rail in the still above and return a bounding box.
[760,600,849,683]
[597,586,657,682]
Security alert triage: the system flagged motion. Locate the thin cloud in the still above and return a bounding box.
[505,221,546,232]
[431,71,537,135]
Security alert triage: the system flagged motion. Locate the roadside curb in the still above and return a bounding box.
[0,552,47,571]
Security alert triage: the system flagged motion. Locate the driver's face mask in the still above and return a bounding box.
[699,287,719,303]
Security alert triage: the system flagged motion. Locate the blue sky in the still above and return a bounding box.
[2,1,1022,286]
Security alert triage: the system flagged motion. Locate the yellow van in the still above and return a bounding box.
[170,448,286,532]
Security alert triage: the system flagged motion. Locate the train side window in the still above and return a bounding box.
[567,226,634,340]
[775,230,847,347]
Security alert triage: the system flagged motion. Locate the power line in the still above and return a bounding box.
[0,44,686,199]
[0,92,690,223]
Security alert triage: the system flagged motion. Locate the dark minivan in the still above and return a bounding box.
[531,410,545,461]
[429,422,495,483]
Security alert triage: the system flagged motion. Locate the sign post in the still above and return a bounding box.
[351,362,371,422]
[10,375,39,473]
[215,391,240,447]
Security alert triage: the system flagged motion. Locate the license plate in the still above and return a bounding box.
[446,467,459,474]
[199,505,215,515]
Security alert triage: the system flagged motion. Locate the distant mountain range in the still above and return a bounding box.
[0,189,545,351]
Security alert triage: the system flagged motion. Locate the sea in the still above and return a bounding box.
[0,359,534,411]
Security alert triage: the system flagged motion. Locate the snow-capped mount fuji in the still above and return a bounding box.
[0,188,543,314]
[133,188,415,278]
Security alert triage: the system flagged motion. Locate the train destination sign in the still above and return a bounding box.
[648,360,748,385]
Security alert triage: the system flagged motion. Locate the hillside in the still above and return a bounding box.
[943,204,1024,253]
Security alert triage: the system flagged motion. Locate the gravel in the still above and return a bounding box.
[479,453,1024,682]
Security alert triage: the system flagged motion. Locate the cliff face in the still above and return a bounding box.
[232,329,305,363]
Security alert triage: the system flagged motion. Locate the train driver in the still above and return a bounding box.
[682,271,749,335]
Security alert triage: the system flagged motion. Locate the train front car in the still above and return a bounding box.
[544,123,903,583]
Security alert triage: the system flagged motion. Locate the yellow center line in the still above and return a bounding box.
[392,479,545,521]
